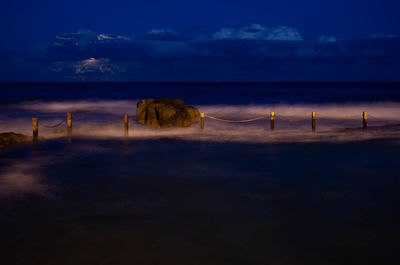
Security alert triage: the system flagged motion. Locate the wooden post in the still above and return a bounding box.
[201,113,204,129]
[270,112,275,131]
[32,118,38,139]
[67,112,72,130]
[124,114,129,137]
[32,118,38,148]
[312,112,316,132]
[363,112,367,132]
[67,112,72,143]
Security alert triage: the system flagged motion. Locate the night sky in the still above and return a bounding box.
[1,0,400,81]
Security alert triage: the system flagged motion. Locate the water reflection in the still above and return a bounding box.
[0,138,399,264]
[0,158,52,198]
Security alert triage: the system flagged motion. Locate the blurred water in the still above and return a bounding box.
[1,82,400,264]
[1,82,400,142]
[0,138,399,264]
[1,99,400,143]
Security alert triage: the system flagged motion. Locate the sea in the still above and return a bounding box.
[1,82,400,265]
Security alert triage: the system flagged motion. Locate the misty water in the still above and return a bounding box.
[1,83,400,264]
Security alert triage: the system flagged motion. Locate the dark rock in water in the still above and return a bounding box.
[0,132,32,149]
[136,98,200,128]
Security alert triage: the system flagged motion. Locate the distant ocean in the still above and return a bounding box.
[2,82,400,104]
[1,82,400,265]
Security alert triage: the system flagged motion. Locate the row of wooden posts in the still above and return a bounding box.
[199,112,368,131]
[31,111,369,139]
[32,112,129,139]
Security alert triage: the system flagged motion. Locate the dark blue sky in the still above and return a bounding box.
[1,0,400,81]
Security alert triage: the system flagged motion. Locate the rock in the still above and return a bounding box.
[136,98,200,128]
[0,132,32,149]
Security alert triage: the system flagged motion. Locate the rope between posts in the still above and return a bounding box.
[39,119,66,128]
[205,114,266,123]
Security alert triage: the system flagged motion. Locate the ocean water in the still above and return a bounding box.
[1,82,400,142]
[1,82,400,264]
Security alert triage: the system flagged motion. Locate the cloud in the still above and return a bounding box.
[371,34,397,39]
[74,57,118,74]
[266,26,303,41]
[54,28,130,51]
[318,36,337,43]
[212,28,236,40]
[2,26,400,81]
[212,24,303,41]
[97,34,130,41]
[56,28,97,50]
[35,25,304,65]
[137,29,187,41]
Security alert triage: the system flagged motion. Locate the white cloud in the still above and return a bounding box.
[74,58,117,74]
[237,24,269,39]
[318,36,337,43]
[96,33,130,41]
[212,28,236,40]
[267,26,303,41]
[62,29,97,49]
[97,34,114,40]
[212,24,303,41]
[55,29,130,49]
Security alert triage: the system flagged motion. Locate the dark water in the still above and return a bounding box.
[2,82,400,104]
[1,138,400,264]
[1,83,400,264]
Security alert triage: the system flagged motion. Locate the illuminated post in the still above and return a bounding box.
[32,118,38,139]
[363,112,367,132]
[312,112,316,132]
[67,112,72,142]
[270,112,275,131]
[67,112,72,130]
[124,114,129,137]
[201,113,204,129]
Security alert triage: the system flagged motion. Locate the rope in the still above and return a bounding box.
[38,115,133,129]
[39,119,66,128]
[315,115,363,120]
[205,114,266,123]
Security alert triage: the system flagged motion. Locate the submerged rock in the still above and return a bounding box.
[0,132,32,149]
[136,98,200,128]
